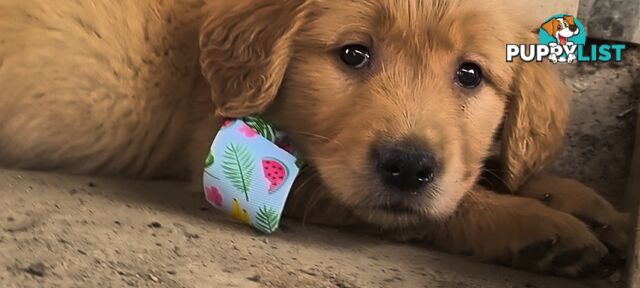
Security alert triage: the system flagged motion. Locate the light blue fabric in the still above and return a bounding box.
[203,118,300,234]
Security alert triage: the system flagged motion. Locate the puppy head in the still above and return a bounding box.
[200,0,568,227]
[541,18,560,38]
[541,16,580,40]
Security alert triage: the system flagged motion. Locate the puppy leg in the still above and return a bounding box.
[516,176,629,258]
[428,188,607,276]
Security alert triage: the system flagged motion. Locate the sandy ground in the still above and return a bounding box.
[0,51,638,288]
[551,47,640,208]
[0,169,618,288]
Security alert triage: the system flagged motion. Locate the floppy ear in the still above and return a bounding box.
[540,19,556,36]
[199,0,310,118]
[564,15,576,26]
[500,60,569,191]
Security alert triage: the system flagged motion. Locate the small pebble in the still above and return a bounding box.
[24,262,46,277]
[608,271,622,283]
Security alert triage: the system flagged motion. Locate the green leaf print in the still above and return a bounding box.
[255,206,280,233]
[205,152,215,168]
[222,143,255,202]
[243,117,276,142]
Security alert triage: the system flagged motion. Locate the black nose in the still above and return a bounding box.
[569,25,578,32]
[373,141,438,191]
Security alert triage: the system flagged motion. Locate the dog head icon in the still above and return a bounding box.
[541,15,580,45]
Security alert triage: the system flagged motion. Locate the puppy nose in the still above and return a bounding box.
[373,142,438,191]
[569,25,578,32]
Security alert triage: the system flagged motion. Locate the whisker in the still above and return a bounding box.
[293,172,321,195]
[466,188,498,227]
[301,155,342,162]
[481,168,510,192]
[293,131,343,146]
[302,184,327,225]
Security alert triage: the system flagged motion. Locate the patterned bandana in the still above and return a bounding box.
[203,117,302,234]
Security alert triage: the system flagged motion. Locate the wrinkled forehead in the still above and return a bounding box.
[305,0,513,47]
[300,0,519,87]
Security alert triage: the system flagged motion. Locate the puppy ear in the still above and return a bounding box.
[500,61,569,191]
[199,0,310,118]
[564,15,575,26]
[540,19,556,36]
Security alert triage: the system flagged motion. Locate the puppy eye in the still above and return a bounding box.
[455,62,482,89]
[339,44,371,69]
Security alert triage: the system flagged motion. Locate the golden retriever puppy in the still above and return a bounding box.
[0,0,628,276]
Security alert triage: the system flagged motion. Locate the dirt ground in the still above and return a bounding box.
[0,170,619,288]
[0,51,638,288]
[551,47,640,208]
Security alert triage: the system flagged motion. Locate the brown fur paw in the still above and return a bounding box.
[440,191,608,277]
[509,212,607,276]
[518,176,629,264]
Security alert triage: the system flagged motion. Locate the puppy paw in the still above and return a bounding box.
[439,190,610,277]
[510,211,607,276]
[518,176,629,267]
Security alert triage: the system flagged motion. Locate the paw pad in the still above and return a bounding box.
[552,248,588,267]
[575,215,608,230]
[520,239,555,260]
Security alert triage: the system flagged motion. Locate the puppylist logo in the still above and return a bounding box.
[506,14,626,63]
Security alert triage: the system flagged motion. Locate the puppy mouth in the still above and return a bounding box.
[373,202,418,215]
[559,35,568,45]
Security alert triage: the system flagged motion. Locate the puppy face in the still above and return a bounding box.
[541,16,580,44]
[200,0,568,227]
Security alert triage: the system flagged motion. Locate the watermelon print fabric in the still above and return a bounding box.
[203,117,301,234]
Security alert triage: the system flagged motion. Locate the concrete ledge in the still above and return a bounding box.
[517,0,640,44]
[0,169,614,287]
[625,103,640,288]
[579,0,640,44]
[529,0,580,21]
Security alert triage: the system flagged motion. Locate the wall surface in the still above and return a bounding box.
[580,0,640,44]
[517,0,640,44]
[551,49,639,208]
[626,103,640,288]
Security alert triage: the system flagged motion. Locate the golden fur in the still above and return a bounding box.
[0,0,628,276]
